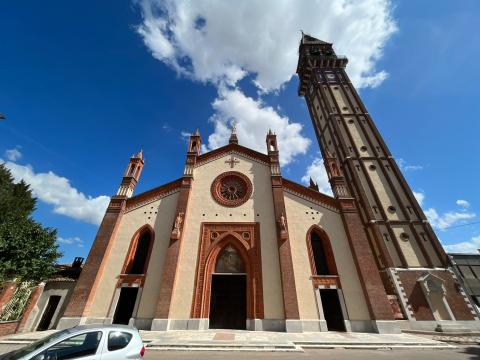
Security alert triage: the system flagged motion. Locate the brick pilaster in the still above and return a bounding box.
[340,205,394,320]
[63,196,126,317]
[154,178,193,318]
[271,179,300,319]
[266,131,300,320]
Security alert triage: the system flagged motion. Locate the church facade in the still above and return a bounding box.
[58,35,479,334]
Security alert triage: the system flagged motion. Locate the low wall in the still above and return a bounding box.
[0,321,19,337]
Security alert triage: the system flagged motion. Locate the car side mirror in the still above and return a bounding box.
[31,354,45,360]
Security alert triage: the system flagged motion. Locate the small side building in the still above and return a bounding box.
[21,257,84,332]
[449,252,480,314]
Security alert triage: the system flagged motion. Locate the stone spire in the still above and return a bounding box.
[116,151,144,198]
[309,177,319,191]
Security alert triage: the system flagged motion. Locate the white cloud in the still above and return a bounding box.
[413,191,425,207]
[137,0,396,91]
[180,130,191,139]
[137,0,397,91]
[204,88,310,165]
[137,0,397,167]
[444,235,480,254]
[456,199,470,209]
[58,236,84,248]
[398,158,423,172]
[1,159,109,225]
[404,165,424,171]
[301,157,333,195]
[425,207,476,231]
[4,148,22,162]
[412,192,475,231]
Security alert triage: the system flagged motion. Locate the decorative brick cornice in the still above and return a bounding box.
[311,275,341,289]
[281,178,339,211]
[107,196,127,213]
[196,143,270,167]
[116,274,146,287]
[125,179,182,212]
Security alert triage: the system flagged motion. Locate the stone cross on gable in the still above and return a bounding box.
[225,155,240,168]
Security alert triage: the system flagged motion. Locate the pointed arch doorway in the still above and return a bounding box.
[210,245,247,329]
[191,223,264,330]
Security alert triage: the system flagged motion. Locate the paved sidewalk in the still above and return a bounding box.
[0,329,454,352]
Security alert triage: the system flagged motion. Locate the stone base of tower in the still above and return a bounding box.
[386,267,479,332]
[371,320,402,334]
[398,320,480,333]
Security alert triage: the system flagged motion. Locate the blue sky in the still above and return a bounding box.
[1,0,479,262]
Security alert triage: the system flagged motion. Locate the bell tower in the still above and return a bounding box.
[295,34,469,328]
[296,33,447,271]
[117,150,144,198]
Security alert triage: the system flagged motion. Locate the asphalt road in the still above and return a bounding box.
[1,345,480,360]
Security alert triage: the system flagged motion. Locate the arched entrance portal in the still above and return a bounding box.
[209,245,247,329]
[191,223,264,330]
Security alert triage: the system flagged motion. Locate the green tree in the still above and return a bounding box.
[0,164,61,283]
[0,164,36,223]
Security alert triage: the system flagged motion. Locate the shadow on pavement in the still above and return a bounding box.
[459,346,480,360]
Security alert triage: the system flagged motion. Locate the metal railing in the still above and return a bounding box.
[0,281,34,321]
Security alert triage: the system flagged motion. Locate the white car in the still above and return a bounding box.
[0,324,145,360]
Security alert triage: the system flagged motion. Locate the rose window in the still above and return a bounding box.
[211,171,252,207]
[220,176,246,200]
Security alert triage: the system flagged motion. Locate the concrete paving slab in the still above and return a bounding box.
[0,329,455,351]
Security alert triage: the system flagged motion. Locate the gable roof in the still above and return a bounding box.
[196,143,270,166]
[122,143,337,211]
[282,178,338,210]
[126,178,182,211]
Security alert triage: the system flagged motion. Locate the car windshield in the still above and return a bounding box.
[0,329,71,360]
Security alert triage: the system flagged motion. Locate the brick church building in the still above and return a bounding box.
[57,34,479,333]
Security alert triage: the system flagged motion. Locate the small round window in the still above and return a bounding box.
[400,233,410,241]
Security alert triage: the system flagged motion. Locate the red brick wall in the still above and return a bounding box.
[438,271,475,321]
[397,271,433,320]
[0,282,17,314]
[398,270,475,321]
[0,321,19,337]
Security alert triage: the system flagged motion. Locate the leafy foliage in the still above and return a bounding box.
[0,164,36,223]
[0,164,61,283]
